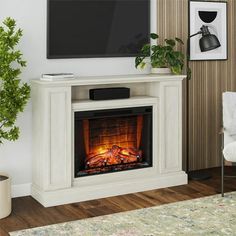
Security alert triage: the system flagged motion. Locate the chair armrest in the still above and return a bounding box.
[219,127,225,150]
[219,127,225,135]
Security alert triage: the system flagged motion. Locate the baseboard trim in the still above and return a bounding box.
[12,183,31,198]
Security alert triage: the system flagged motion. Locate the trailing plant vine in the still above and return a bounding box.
[0,17,30,144]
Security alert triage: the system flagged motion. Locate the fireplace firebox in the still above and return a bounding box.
[74,106,153,177]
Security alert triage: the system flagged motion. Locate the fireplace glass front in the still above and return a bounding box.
[74,106,153,177]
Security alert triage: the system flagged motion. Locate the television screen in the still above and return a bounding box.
[47,0,150,58]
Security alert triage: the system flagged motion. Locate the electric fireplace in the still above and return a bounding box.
[74,106,153,177]
[32,74,187,207]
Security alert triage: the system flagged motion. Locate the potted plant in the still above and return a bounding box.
[135,33,185,75]
[0,18,30,219]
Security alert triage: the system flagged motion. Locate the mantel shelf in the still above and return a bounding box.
[31,74,186,87]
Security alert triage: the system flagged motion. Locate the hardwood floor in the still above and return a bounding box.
[1,167,236,236]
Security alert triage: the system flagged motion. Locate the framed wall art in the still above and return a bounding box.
[189,0,227,61]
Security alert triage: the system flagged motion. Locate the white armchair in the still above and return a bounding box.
[222,92,236,196]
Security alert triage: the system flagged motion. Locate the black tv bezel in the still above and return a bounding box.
[47,0,150,59]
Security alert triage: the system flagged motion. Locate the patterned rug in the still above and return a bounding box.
[10,192,236,236]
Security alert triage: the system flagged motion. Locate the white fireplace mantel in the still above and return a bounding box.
[31,74,187,207]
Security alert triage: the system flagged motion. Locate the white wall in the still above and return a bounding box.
[0,0,157,197]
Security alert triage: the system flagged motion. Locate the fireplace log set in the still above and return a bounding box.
[86,145,142,169]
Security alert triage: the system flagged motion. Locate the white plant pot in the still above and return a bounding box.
[0,173,11,219]
[151,68,172,74]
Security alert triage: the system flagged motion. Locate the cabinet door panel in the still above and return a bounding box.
[44,87,71,190]
[160,81,182,173]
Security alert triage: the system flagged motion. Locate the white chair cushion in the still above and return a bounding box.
[223,92,236,136]
[223,141,236,162]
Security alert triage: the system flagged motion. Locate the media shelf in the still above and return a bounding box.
[72,96,157,111]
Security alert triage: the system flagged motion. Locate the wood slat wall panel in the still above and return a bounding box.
[156,0,236,170]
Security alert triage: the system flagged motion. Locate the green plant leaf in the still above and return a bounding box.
[171,65,182,75]
[165,39,176,47]
[150,33,159,40]
[175,37,184,45]
[135,56,143,68]
[139,61,146,69]
[141,43,150,56]
[151,45,158,51]
[187,67,192,79]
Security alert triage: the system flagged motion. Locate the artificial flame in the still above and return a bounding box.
[86,145,142,169]
[96,147,108,155]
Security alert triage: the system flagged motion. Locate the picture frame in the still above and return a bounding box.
[189,0,227,61]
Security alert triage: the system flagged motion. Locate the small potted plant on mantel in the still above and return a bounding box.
[135,33,185,75]
[0,17,30,219]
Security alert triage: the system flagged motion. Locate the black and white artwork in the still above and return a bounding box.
[189,1,227,60]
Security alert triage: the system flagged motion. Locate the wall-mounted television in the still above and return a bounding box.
[47,0,150,59]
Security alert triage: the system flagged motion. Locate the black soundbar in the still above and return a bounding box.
[89,87,130,100]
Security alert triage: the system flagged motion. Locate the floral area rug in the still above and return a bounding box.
[10,192,236,236]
